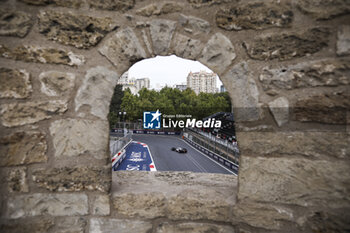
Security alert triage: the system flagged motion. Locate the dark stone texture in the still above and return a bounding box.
[259,58,350,92]
[38,11,117,49]
[243,28,329,61]
[0,219,54,233]
[296,0,350,20]
[216,2,293,31]
[0,132,47,166]
[1,100,68,127]
[238,132,350,159]
[0,9,33,37]
[88,0,135,12]
[19,0,82,8]
[306,211,350,233]
[0,44,85,66]
[187,0,233,8]
[0,68,31,99]
[294,91,350,124]
[32,166,111,192]
[7,167,28,192]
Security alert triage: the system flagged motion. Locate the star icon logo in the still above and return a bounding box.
[143,110,162,129]
[150,109,161,122]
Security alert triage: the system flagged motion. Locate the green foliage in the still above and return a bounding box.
[115,87,232,122]
[108,84,124,128]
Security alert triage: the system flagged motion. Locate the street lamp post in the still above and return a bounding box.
[118,111,127,131]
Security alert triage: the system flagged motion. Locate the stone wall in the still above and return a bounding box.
[0,0,349,232]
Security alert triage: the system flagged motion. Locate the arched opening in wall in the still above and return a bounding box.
[109,55,239,176]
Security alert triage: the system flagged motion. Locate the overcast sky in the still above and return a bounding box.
[128,55,223,90]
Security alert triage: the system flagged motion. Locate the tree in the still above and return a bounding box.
[120,88,139,121]
[115,86,232,122]
[109,85,124,113]
[108,84,124,128]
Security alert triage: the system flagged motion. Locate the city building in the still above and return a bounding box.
[187,71,217,94]
[117,72,150,95]
[175,83,187,91]
[117,71,129,85]
[220,85,226,93]
[135,78,150,91]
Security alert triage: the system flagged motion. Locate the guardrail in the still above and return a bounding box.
[183,133,239,175]
[132,130,181,135]
[111,128,181,135]
[110,132,132,157]
[184,129,239,164]
[112,149,127,170]
[186,128,238,151]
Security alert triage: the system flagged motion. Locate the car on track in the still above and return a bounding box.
[171,147,187,153]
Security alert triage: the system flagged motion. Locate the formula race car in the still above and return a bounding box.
[171,147,188,153]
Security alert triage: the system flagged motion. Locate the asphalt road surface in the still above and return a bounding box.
[131,134,233,175]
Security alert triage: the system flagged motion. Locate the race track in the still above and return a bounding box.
[131,134,233,175]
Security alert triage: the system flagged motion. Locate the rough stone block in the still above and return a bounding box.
[99,28,146,73]
[243,28,329,61]
[112,171,237,222]
[160,2,183,15]
[221,62,259,122]
[113,192,167,219]
[337,25,350,56]
[268,97,289,127]
[7,193,88,218]
[234,124,273,132]
[136,4,158,17]
[7,167,28,192]
[51,217,87,233]
[90,218,152,233]
[238,131,350,159]
[75,66,118,120]
[238,156,350,208]
[92,195,110,216]
[216,2,293,31]
[0,131,47,166]
[167,189,232,222]
[0,100,68,127]
[0,9,33,37]
[296,0,350,20]
[233,201,293,230]
[88,0,135,12]
[156,222,235,233]
[199,33,235,72]
[187,0,233,8]
[0,68,31,99]
[39,71,75,97]
[141,29,152,55]
[32,166,111,192]
[0,44,85,66]
[49,118,109,159]
[259,58,350,93]
[150,19,177,56]
[294,91,350,124]
[38,10,117,49]
[19,0,82,8]
[136,2,183,16]
[178,14,210,35]
[0,219,54,233]
[173,34,203,59]
[302,210,350,233]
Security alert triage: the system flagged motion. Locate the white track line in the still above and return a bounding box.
[134,135,206,172]
[181,139,236,175]
[144,144,157,171]
[185,153,207,173]
[132,134,236,175]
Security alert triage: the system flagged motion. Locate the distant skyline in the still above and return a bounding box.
[128,55,223,90]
